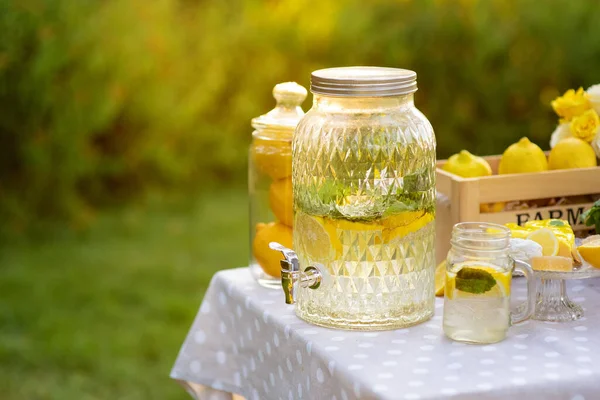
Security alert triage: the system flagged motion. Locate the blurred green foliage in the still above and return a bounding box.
[0,188,249,399]
[1,0,600,228]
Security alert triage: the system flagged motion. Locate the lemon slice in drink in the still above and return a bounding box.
[295,213,342,259]
[334,219,383,232]
[526,228,559,256]
[382,211,434,243]
[446,264,511,300]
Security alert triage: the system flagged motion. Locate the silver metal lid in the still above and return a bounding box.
[311,66,417,97]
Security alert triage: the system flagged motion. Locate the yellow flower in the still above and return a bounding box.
[570,109,600,142]
[551,87,592,121]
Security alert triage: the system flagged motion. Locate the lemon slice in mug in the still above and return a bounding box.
[446,263,511,300]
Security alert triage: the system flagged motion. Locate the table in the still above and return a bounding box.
[171,268,600,400]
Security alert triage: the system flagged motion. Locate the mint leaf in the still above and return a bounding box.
[581,202,600,234]
[403,167,434,192]
[314,180,344,204]
[548,220,565,227]
[455,267,497,294]
[383,199,420,216]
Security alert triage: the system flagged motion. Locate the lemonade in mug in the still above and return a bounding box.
[443,223,536,344]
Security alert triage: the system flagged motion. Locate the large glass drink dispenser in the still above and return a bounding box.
[271,67,436,330]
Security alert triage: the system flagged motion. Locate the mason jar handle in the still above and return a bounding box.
[510,259,536,325]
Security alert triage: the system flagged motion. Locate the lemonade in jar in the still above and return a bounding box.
[290,67,437,330]
[443,223,536,343]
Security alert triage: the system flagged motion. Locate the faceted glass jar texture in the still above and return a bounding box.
[293,94,437,330]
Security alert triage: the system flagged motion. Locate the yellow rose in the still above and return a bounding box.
[551,87,592,121]
[570,109,600,142]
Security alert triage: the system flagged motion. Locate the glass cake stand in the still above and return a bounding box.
[532,253,600,322]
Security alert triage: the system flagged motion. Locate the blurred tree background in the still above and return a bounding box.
[1,0,600,228]
[1,0,600,398]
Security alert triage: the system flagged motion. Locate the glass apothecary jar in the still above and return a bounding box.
[289,67,437,329]
[249,82,307,288]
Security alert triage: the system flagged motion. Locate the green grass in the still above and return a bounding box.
[0,187,249,399]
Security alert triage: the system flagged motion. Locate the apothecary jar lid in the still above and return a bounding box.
[251,82,307,132]
[311,66,417,97]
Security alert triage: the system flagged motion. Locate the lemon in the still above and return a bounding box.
[531,256,573,272]
[435,261,446,297]
[251,137,292,180]
[557,238,572,258]
[526,228,559,256]
[524,219,567,230]
[295,213,342,260]
[480,267,511,296]
[442,150,493,178]
[498,137,548,174]
[507,219,575,245]
[548,137,597,170]
[480,202,506,213]
[446,263,511,300]
[442,150,505,213]
[507,219,579,264]
[252,222,293,277]
[505,223,531,239]
[485,226,506,234]
[269,177,293,227]
[294,211,434,261]
[525,219,575,250]
[333,219,383,232]
[330,218,386,254]
[380,210,425,228]
[577,237,600,269]
[382,211,434,243]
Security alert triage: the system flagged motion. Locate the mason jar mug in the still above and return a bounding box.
[443,222,536,343]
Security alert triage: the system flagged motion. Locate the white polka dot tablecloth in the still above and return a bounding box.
[171,268,600,400]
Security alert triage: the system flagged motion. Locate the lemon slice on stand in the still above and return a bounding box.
[530,256,573,272]
[526,228,559,256]
[578,236,600,268]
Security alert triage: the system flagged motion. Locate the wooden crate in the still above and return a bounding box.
[435,154,600,263]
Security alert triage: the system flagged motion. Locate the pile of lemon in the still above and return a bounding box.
[251,140,294,278]
[442,137,597,213]
[444,136,597,178]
